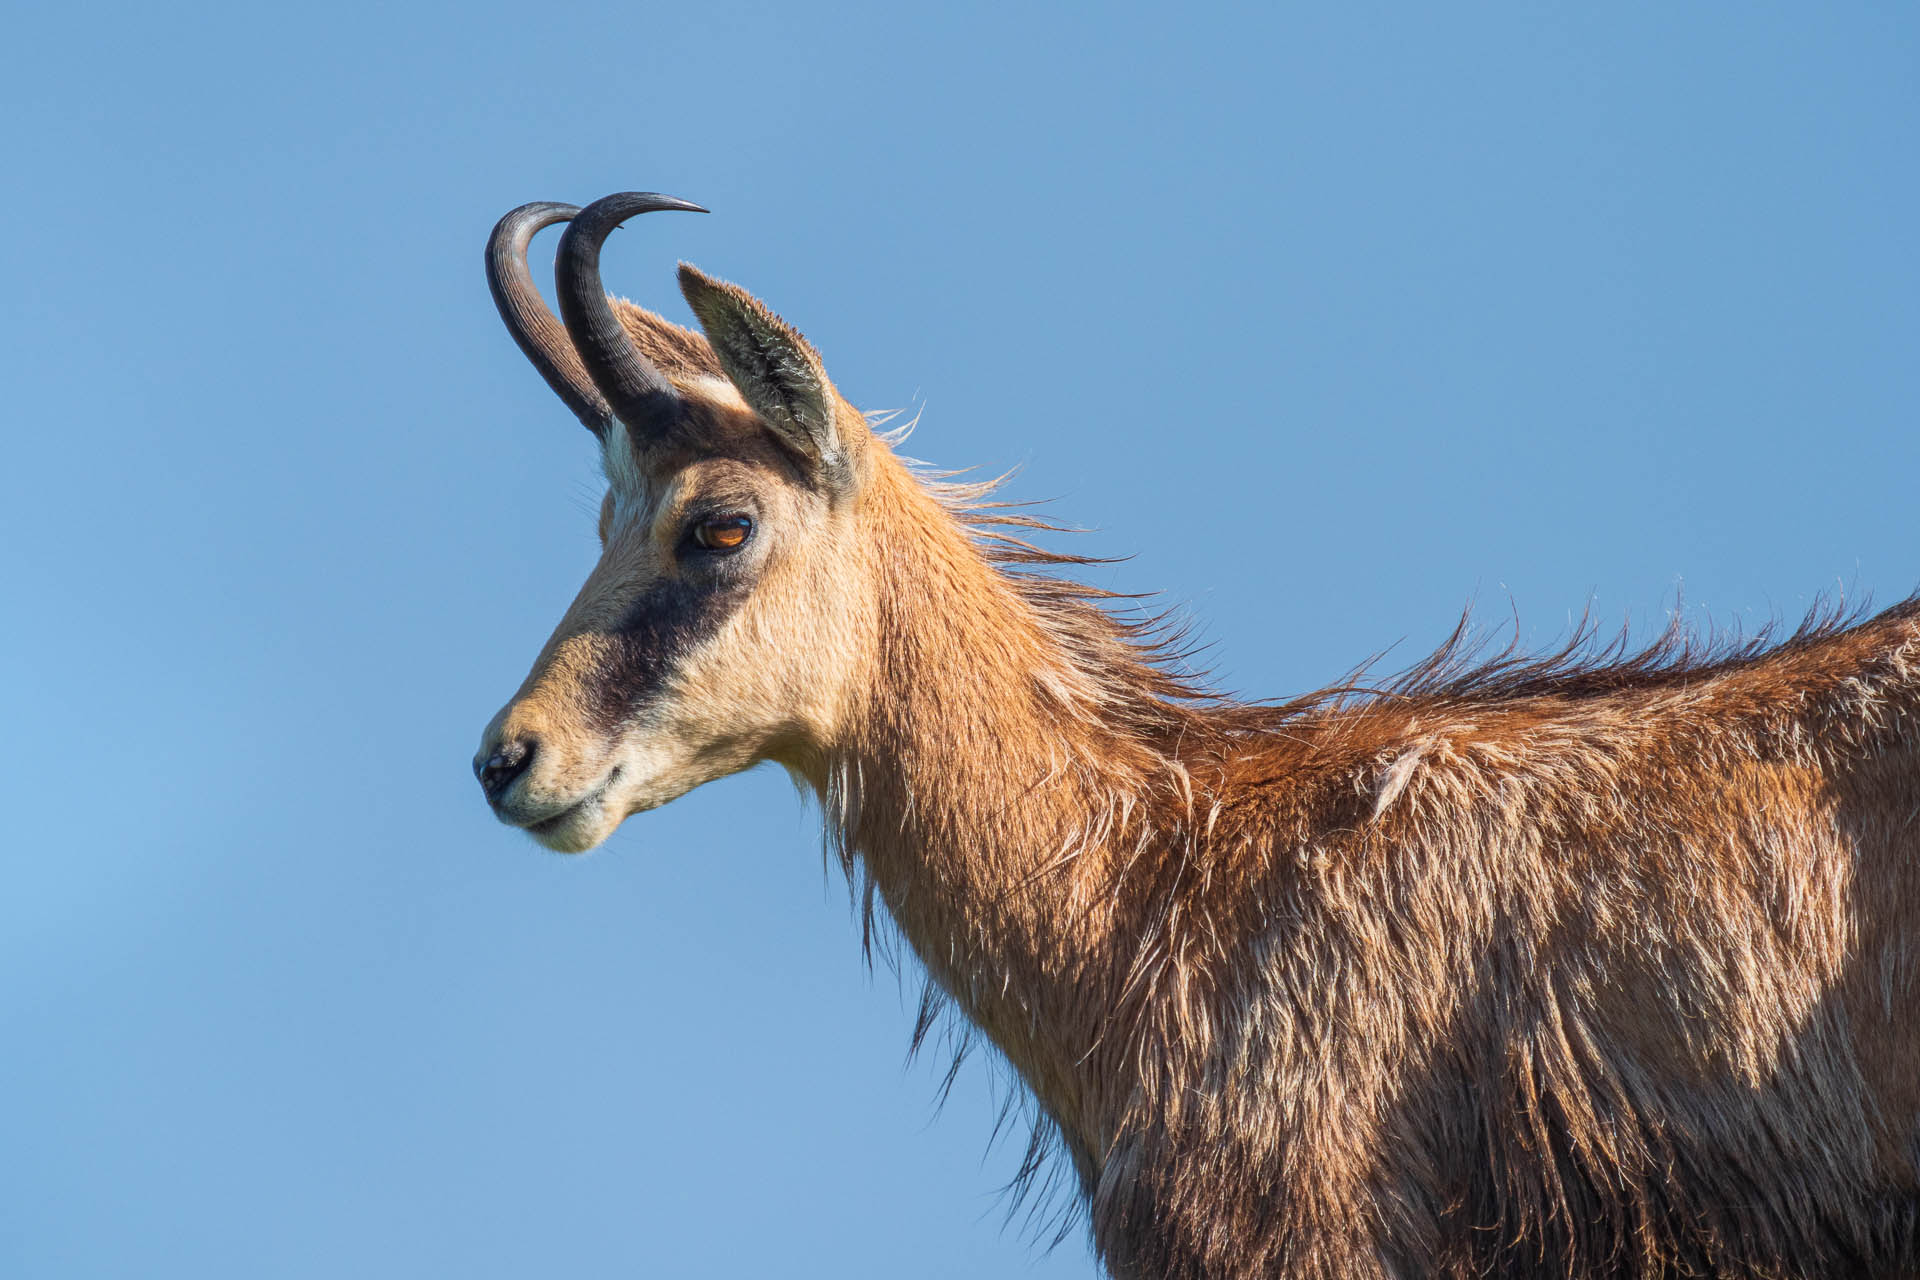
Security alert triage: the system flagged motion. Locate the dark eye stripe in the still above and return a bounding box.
[586,576,753,731]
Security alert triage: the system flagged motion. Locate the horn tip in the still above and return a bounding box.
[609,191,709,216]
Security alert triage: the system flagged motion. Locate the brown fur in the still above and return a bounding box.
[481,284,1920,1280]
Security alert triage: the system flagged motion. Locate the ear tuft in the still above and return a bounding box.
[677,264,853,490]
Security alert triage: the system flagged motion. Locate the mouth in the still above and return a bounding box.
[527,794,600,838]
[500,767,623,851]
[526,804,588,838]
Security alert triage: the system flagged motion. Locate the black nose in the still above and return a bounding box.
[475,737,536,804]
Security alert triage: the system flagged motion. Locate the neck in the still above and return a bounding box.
[810,459,1195,1165]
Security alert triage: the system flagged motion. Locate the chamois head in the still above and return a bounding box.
[474,194,877,852]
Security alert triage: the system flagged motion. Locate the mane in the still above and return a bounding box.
[927,473,1214,711]
[907,425,1898,736]
[1349,590,1893,706]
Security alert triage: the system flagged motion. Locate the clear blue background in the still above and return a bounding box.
[3,4,1915,1276]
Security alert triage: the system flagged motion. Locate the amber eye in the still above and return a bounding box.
[691,514,754,552]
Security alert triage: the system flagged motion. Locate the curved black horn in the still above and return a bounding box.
[555,191,709,443]
[486,202,611,434]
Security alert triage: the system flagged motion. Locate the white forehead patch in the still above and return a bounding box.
[600,419,647,497]
[599,418,666,536]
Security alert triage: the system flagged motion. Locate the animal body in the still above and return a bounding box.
[474,191,1920,1279]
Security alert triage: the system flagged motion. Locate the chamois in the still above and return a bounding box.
[474,192,1920,1279]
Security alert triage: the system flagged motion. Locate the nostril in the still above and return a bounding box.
[476,737,537,803]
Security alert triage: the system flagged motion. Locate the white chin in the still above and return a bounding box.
[525,799,618,854]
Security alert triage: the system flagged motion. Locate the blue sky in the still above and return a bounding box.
[3,4,1915,1276]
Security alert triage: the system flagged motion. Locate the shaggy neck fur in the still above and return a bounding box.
[812,455,1199,1180]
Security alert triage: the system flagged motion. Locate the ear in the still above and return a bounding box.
[677,264,859,493]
